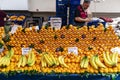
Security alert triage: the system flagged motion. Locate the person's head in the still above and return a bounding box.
[82,0,91,10]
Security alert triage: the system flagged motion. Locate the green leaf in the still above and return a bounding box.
[88,46,93,50]
[104,28,107,32]
[0,42,3,48]
[4,26,11,34]
[40,40,45,44]
[66,25,70,30]
[35,49,42,53]
[22,28,26,33]
[111,73,117,80]
[29,44,35,48]
[6,45,14,50]
[54,34,58,40]
[75,38,79,42]
[2,34,11,43]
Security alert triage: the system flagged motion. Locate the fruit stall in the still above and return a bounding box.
[1,24,120,80]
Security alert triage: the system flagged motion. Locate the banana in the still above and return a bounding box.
[83,56,89,68]
[80,56,86,68]
[17,56,23,68]
[0,56,7,66]
[103,52,115,67]
[106,51,113,63]
[48,54,57,65]
[43,53,54,67]
[21,55,27,67]
[0,57,5,66]
[9,48,14,58]
[41,56,47,67]
[27,50,36,66]
[2,56,8,66]
[4,57,10,66]
[90,56,98,69]
[58,56,68,68]
[55,57,59,66]
[95,55,106,68]
[112,52,118,64]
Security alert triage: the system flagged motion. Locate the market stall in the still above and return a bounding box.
[0,24,120,79]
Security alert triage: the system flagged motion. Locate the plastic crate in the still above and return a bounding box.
[87,20,106,27]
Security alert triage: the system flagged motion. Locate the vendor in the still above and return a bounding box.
[0,9,7,27]
[74,0,92,27]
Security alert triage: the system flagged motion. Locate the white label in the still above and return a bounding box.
[22,48,32,55]
[10,25,19,34]
[68,47,78,55]
[50,17,62,30]
[111,47,120,54]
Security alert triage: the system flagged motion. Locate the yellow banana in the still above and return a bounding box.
[5,57,10,66]
[27,50,36,66]
[83,56,89,68]
[95,55,106,68]
[43,53,54,67]
[17,56,23,68]
[41,55,47,67]
[0,57,5,66]
[106,52,113,63]
[55,57,59,66]
[2,57,8,66]
[21,55,27,67]
[90,56,98,69]
[48,54,57,65]
[58,56,68,68]
[112,52,118,64]
[80,56,86,68]
[103,52,115,67]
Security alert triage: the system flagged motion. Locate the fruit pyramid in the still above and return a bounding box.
[0,24,120,74]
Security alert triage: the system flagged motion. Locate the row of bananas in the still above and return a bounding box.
[41,52,68,68]
[17,50,36,68]
[0,49,14,67]
[89,52,118,69]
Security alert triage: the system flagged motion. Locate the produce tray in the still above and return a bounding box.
[0,73,114,80]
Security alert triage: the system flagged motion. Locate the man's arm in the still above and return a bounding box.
[75,17,91,22]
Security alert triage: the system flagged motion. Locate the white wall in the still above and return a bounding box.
[0,0,120,13]
[0,0,28,10]
[90,0,120,13]
[28,0,56,12]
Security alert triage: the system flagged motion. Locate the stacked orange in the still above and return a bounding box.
[0,24,119,74]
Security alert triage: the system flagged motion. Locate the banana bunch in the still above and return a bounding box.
[17,55,27,68]
[0,48,14,67]
[17,49,36,67]
[103,51,118,67]
[58,56,68,68]
[80,56,89,68]
[41,52,59,67]
[90,55,106,69]
[0,56,10,67]
[27,50,36,66]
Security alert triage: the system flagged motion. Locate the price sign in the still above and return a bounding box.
[68,47,78,55]
[22,48,32,55]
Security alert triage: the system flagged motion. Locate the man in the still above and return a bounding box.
[0,9,7,27]
[74,0,92,27]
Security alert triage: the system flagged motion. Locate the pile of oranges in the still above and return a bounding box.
[0,24,120,74]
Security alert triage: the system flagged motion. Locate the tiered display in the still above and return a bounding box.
[0,24,120,75]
